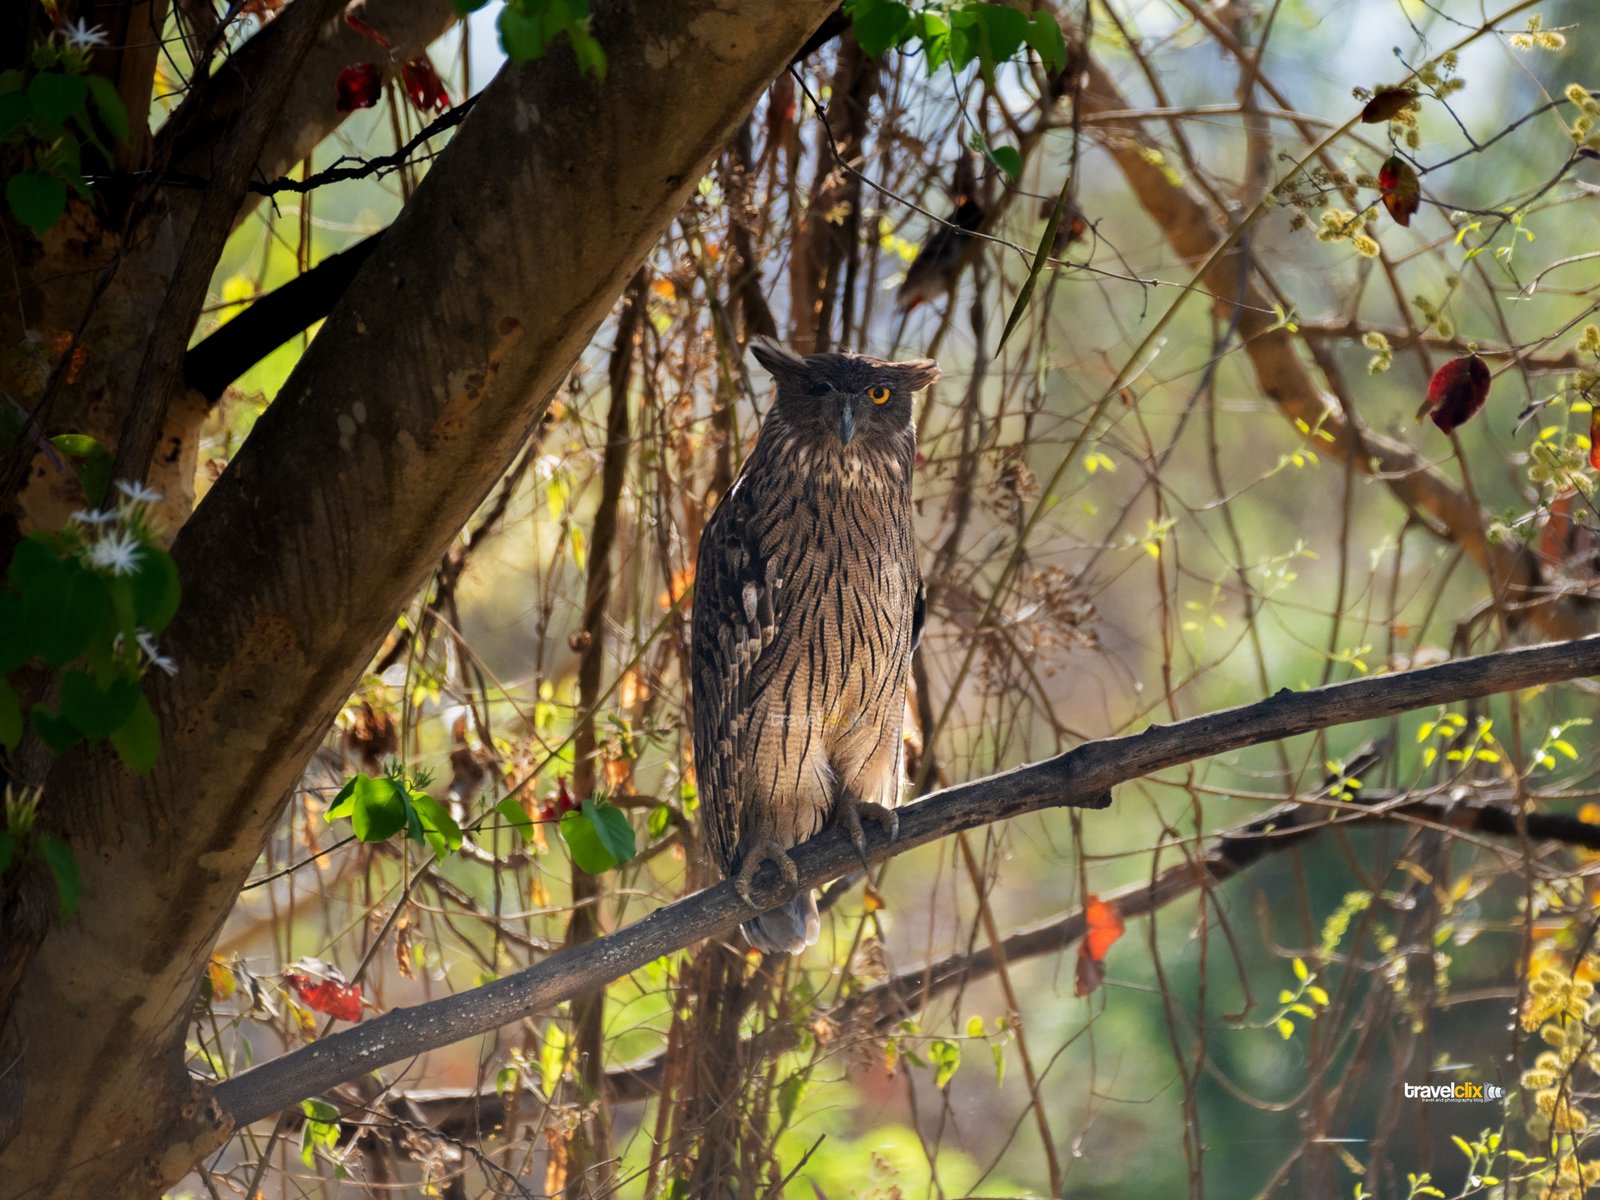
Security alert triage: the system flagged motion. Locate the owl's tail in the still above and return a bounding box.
[741,891,819,955]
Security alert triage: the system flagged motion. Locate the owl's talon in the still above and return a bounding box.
[835,793,898,871]
[733,837,800,909]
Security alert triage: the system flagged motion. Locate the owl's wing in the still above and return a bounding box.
[690,473,779,880]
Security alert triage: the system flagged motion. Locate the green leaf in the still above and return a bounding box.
[302,1097,340,1123]
[6,170,67,237]
[646,804,671,838]
[407,790,463,858]
[850,0,913,57]
[498,5,547,62]
[975,4,1028,62]
[0,88,28,139]
[60,670,140,737]
[948,6,979,71]
[109,694,160,772]
[338,774,408,842]
[996,173,1073,351]
[1025,13,1068,72]
[989,144,1022,180]
[583,798,636,864]
[40,835,79,917]
[0,677,19,750]
[568,24,607,80]
[49,434,112,507]
[559,806,618,874]
[129,546,181,634]
[27,72,88,127]
[496,796,535,843]
[777,1072,807,1123]
[539,1021,567,1093]
[31,706,81,753]
[929,1038,961,1089]
[20,554,110,666]
[7,536,56,590]
[916,12,951,73]
[83,74,129,143]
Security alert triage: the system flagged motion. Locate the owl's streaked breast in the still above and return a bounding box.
[750,436,916,744]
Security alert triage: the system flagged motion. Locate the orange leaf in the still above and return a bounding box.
[1075,894,1125,996]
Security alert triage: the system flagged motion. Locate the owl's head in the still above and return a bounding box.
[750,338,940,451]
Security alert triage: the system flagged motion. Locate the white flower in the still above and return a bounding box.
[115,480,164,505]
[87,531,144,576]
[71,508,118,525]
[60,17,108,49]
[136,629,178,676]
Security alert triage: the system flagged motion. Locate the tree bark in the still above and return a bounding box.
[0,4,837,1197]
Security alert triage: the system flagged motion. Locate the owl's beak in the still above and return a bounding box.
[838,400,856,445]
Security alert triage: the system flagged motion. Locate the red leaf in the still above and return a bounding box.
[335,62,382,113]
[1362,87,1418,123]
[1074,894,1125,997]
[400,56,450,114]
[1377,155,1420,227]
[286,969,363,1022]
[345,12,391,47]
[555,776,577,815]
[1423,355,1491,433]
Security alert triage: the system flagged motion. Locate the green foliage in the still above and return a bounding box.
[0,35,129,236]
[298,1098,344,1174]
[845,0,1067,80]
[325,768,464,859]
[495,795,535,842]
[0,475,179,773]
[1,787,80,918]
[470,0,607,79]
[558,796,637,874]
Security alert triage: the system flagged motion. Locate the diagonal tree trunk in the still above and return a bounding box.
[0,4,836,1197]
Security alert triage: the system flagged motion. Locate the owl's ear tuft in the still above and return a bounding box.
[895,358,941,393]
[749,337,808,382]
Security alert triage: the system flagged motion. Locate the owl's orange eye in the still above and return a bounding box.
[868,385,891,405]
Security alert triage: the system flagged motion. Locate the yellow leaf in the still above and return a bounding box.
[208,956,236,1001]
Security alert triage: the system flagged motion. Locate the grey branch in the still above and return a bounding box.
[213,634,1600,1127]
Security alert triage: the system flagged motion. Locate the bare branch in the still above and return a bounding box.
[213,634,1600,1127]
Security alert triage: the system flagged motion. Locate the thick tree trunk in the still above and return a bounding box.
[0,3,834,1197]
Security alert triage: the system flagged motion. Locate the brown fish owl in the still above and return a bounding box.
[692,338,940,954]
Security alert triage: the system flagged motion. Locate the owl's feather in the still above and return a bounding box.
[692,341,938,953]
